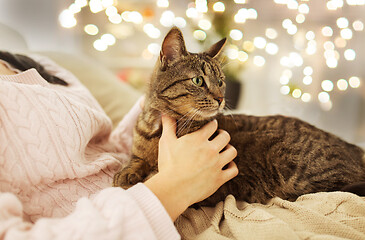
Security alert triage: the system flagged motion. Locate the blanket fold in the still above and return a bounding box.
[176,192,365,240]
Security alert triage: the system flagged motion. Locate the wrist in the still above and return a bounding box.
[144,172,191,221]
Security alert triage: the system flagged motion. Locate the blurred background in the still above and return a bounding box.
[0,0,364,145]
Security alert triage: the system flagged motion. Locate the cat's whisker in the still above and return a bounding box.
[175,108,198,136]
[223,105,239,131]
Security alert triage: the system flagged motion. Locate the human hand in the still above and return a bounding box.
[145,115,238,221]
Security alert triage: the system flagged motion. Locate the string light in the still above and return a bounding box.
[321,80,334,92]
[265,43,279,55]
[292,89,302,98]
[349,76,361,88]
[84,24,99,35]
[303,76,312,85]
[280,85,290,95]
[265,28,278,39]
[193,30,207,41]
[198,19,212,30]
[157,0,169,8]
[253,37,267,49]
[101,33,116,45]
[301,93,311,102]
[59,0,364,110]
[322,26,333,37]
[303,66,313,76]
[353,20,364,31]
[344,49,356,60]
[337,79,348,91]
[213,2,225,12]
[59,9,77,28]
[340,28,353,39]
[337,17,349,28]
[237,51,249,62]
[253,56,266,66]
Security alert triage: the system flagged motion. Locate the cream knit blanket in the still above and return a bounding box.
[176,192,365,239]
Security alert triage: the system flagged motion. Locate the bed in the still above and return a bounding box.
[1,22,364,240]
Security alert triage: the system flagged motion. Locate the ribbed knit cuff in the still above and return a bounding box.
[0,68,49,86]
[127,183,181,240]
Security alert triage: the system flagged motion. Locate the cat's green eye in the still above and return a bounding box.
[218,79,223,87]
[192,76,205,87]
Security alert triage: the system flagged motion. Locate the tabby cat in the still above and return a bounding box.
[113,27,365,206]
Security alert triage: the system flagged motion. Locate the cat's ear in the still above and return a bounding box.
[160,27,187,67]
[205,38,227,58]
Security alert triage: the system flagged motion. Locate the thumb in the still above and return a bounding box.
[161,114,177,140]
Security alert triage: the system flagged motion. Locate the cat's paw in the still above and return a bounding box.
[113,170,142,189]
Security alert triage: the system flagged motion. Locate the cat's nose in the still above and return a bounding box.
[215,97,224,105]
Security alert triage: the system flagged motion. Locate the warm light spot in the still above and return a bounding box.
[213,2,225,12]
[280,76,290,85]
[198,19,212,30]
[321,80,334,92]
[93,39,108,51]
[230,29,243,41]
[148,43,160,55]
[253,56,266,67]
[344,49,356,61]
[292,89,302,98]
[157,0,169,8]
[322,26,333,37]
[353,20,364,31]
[237,51,249,62]
[280,85,290,95]
[101,34,116,45]
[318,92,330,103]
[296,14,305,23]
[84,24,99,35]
[334,37,347,48]
[337,79,348,91]
[265,43,279,55]
[349,76,361,88]
[301,93,311,102]
[306,31,315,40]
[253,37,266,49]
[340,28,353,39]
[243,41,255,52]
[193,30,207,41]
[337,17,349,28]
[303,76,313,85]
[265,28,278,39]
[303,66,313,76]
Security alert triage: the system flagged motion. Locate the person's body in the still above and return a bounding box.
[0,54,238,239]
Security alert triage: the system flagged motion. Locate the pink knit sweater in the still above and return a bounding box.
[0,55,180,239]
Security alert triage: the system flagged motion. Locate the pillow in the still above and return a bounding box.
[39,51,142,128]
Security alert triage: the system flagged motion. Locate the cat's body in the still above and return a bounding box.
[113,27,365,206]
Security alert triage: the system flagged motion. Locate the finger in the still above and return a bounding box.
[220,161,239,184]
[161,115,177,140]
[218,144,237,168]
[210,130,231,152]
[192,119,218,140]
[139,95,146,109]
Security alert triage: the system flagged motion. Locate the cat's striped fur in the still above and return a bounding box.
[113,27,365,206]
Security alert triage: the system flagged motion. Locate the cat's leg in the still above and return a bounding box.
[113,156,150,189]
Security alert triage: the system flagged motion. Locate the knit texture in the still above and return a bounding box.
[0,55,180,239]
[176,192,365,240]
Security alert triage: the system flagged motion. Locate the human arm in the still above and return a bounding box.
[145,115,239,221]
[0,185,179,240]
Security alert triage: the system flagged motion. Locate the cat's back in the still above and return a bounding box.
[214,113,365,203]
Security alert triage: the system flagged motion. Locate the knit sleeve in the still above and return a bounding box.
[0,185,180,240]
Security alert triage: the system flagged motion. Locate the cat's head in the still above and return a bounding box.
[148,27,227,122]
